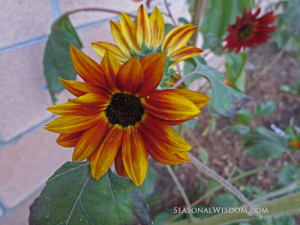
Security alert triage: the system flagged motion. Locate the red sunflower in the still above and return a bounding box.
[224,8,277,53]
[45,45,210,186]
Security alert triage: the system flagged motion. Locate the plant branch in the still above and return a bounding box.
[166,192,300,225]
[286,149,297,166]
[188,153,255,209]
[171,72,199,89]
[167,165,283,223]
[163,0,177,27]
[166,165,194,221]
[246,37,293,91]
[64,8,137,18]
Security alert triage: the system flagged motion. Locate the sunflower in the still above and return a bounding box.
[45,45,210,186]
[92,5,202,68]
[224,8,277,53]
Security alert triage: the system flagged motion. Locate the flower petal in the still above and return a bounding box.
[137,52,166,98]
[69,93,110,109]
[136,5,152,49]
[47,101,102,116]
[143,114,191,152]
[150,6,165,49]
[165,26,197,55]
[139,122,189,164]
[122,126,148,186]
[90,125,124,181]
[92,42,128,62]
[170,46,203,67]
[120,13,140,52]
[115,148,128,177]
[72,116,109,161]
[110,21,132,59]
[56,131,83,147]
[59,78,111,97]
[70,45,107,88]
[45,114,101,133]
[101,51,121,92]
[167,89,211,108]
[116,56,144,95]
[141,89,200,122]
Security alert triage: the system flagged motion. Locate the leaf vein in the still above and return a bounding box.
[107,172,120,224]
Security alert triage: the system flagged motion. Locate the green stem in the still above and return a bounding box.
[201,117,216,136]
[167,165,283,222]
[64,8,137,18]
[166,165,195,222]
[189,0,204,46]
[166,192,300,225]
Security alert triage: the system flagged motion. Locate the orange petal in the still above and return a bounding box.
[56,131,83,147]
[116,56,144,95]
[92,42,128,62]
[47,101,102,116]
[150,6,165,49]
[109,21,132,58]
[70,45,107,88]
[170,46,203,67]
[162,25,196,55]
[137,52,166,98]
[72,116,109,161]
[120,13,140,52]
[100,51,121,92]
[69,93,110,109]
[139,122,189,164]
[59,78,111,97]
[45,114,101,133]
[143,114,191,152]
[122,126,148,186]
[90,125,124,181]
[115,148,128,177]
[136,5,152,49]
[141,89,200,122]
[167,89,210,109]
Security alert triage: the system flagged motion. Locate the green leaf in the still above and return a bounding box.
[236,109,252,125]
[183,56,207,86]
[178,17,189,25]
[153,211,173,225]
[279,84,292,93]
[278,166,300,188]
[194,58,249,117]
[212,194,241,208]
[29,162,152,225]
[227,125,250,135]
[242,127,288,159]
[200,0,255,50]
[44,15,82,104]
[254,101,276,117]
[198,148,209,164]
[225,52,248,93]
[141,166,158,198]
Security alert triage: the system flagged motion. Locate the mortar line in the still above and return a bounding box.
[0,0,185,55]
[49,0,61,20]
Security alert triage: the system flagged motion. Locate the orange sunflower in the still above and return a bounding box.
[224,8,277,53]
[45,45,210,186]
[92,5,202,68]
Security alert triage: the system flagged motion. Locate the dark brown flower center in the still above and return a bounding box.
[236,23,254,41]
[105,93,145,128]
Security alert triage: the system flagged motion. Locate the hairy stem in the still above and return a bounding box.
[167,165,283,222]
[64,8,137,18]
[171,72,199,89]
[189,0,204,46]
[166,165,194,221]
[188,153,255,209]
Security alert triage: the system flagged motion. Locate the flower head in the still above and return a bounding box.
[45,45,210,186]
[224,8,277,53]
[92,5,202,68]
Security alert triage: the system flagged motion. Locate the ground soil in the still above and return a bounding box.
[149,42,300,222]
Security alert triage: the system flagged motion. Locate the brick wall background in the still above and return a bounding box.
[0,0,189,224]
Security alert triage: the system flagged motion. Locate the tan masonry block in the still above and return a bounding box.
[0,126,73,208]
[0,0,53,49]
[0,42,53,141]
[58,0,159,28]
